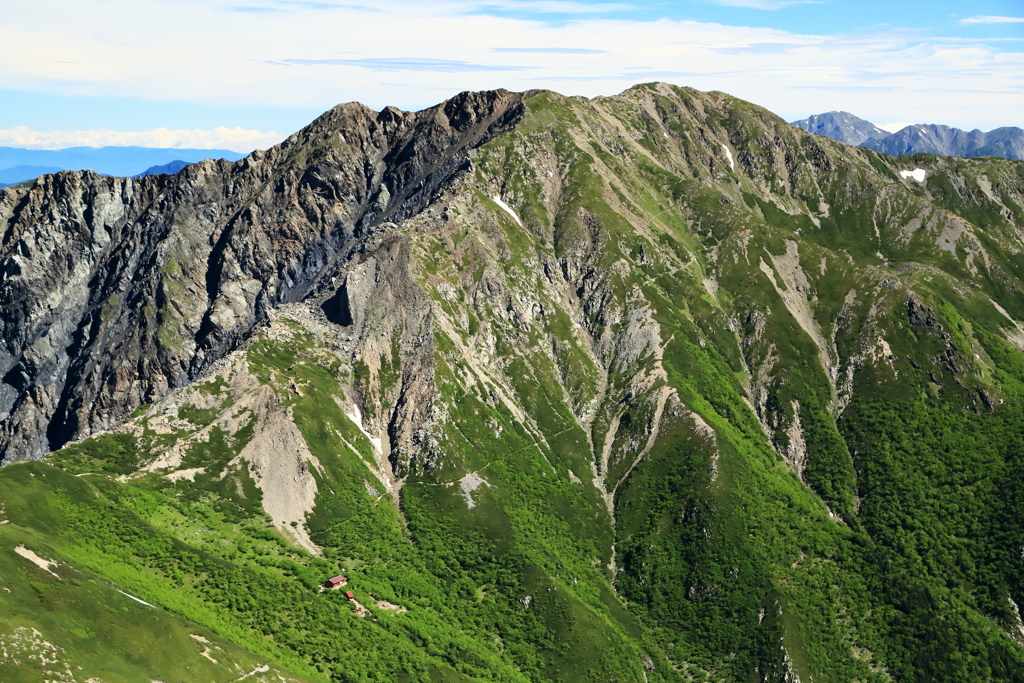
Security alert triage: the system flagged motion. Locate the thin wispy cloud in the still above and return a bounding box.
[238,1,382,11]
[929,36,1024,42]
[282,57,534,72]
[716,42,804,54]
[960,16,1024,24]
[492,47,607,53]
[281,1,377,9]
[618,70,700,78]
[0,125,281,152]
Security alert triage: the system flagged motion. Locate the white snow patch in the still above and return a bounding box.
[491,196,523,227]
[117,589,156,607]
[459,472,488,509]
[189,634,211,644]
[900,168,926,182]
[345,404,382,453]
[721,144,735,171]
[13,546,59,577]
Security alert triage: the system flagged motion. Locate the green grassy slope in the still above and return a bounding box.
[4,83,1024,682]
[0,460,314,683]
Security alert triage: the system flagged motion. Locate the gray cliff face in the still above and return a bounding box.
[790,111,890,146]
[0,89,537,463]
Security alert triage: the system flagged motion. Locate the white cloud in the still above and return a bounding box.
[0,0,1020,133]
[879,122,915,133]
[960,16,1024,24]
[0,125,282,152]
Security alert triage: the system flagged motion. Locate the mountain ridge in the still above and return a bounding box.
[791,110,1024,160]
[3,83,1024,682]
[863,123,1024,160]
[0,87,538,463]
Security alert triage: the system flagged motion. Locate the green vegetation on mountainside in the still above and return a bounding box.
[4,83,1024,683]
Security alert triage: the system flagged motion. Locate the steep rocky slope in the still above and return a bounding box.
[0,89,537,463]
[3,83,1024,682]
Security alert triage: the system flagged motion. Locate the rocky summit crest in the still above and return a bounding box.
[0,87,537,462]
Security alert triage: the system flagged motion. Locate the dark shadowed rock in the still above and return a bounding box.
[0,88,539,462]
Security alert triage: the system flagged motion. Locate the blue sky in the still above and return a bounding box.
[475,0,1024,36]
[0,0,1020,150]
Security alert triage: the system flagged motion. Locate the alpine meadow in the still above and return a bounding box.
[3,83,1024,682]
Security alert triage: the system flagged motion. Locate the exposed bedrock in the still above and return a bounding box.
[0,89,536,462]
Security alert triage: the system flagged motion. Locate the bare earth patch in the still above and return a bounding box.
[228,393,322,557]
[459,472,488,509]
[14,545,59,577]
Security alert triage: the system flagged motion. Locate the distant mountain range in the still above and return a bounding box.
[0,145,245,187]
[0,165,63,187]
[134,159,192,178]
[791,111,1024,160]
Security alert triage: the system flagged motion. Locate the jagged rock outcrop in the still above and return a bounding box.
[0,89,537,463]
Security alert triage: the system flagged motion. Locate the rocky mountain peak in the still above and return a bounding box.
[790,110,891,145]
[0,87,539,463]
